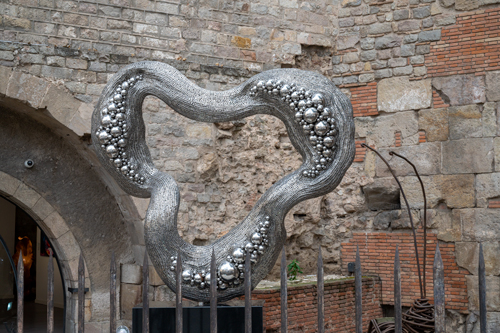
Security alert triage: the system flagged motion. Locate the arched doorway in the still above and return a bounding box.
[0,195,65,332]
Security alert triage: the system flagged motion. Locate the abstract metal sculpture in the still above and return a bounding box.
[91,61,355,302]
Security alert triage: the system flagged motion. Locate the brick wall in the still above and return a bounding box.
[426,7,500,76]
[247,277,382,333]
[341,232,469,312]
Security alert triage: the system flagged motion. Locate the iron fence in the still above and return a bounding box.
[13,242,488,333]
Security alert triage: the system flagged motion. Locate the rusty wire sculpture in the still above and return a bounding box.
[362,144,434,333]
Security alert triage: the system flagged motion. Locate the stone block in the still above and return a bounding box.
[374,68,392,79]
[390,209,420,229]
[373,210,399,229]
[394,9,409,21]
[360,37,375,50]
[44,211,70,239]
[355,111,419,148]
[495,137,500,171]
[482,102,497,137]
[418,108,449,141]
[121,264,142,284]
[467,276,500,311]
[375,143,441,177]
[457,241,500,275]
[413,6,431,18]
[360,50,377,61]
[13,182,41,209]
[375,35,402,49]
[378,77,432,112]
[57,231,80,261]
[120,283,142,320]
[362,178,401,211]
[41,84,81,127]
[367,22,392,35]
[32,197,55,220]
[486,71,500,102]
[342,0,362,6]
[455,0,479,10]
[186,124,212,139]
[149,266,165,286]
[476,173,500,207]
[400,44,415,57]
[461,208,500,241]
[154,285,176,302]
[393,65,413,76]
[418,29,441,42]
[426,208,461,242]
[414,66,427,76]
[337,34,360,50]
[6,72,49,109]
[0,66,12,95]
[448,105,482,140]
[398,20,421,32]
[435,14,456,26]
[0,171,20,196]
[432,74,486,106]
[400,174,475,209]
[343,52,359,63]
[442,138,493,174]
[439,0,455,7]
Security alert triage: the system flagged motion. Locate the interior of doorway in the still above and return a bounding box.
[0,196,65,333]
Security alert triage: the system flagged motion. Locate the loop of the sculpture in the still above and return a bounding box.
[91,61,355,302]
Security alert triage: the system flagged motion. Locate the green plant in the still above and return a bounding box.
[287,259,303,281]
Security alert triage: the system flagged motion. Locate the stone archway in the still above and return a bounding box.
[0,67,148,331]
[0,173,83,330]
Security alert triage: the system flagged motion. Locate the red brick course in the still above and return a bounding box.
[348,82,378,117]
[354,139,367,163]
[426,8,500,77]
[242,277,383,333]
[341,232,469,313]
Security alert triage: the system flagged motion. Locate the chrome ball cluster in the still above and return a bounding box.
[95,76,145,185]
[174,216,271,290]
[250,80,338,178]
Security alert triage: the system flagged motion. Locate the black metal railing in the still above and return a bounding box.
[14,243,488,333]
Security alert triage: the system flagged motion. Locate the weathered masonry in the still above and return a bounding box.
[1,0,500,331]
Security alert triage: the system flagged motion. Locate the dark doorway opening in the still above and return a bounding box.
[0,196,65,333]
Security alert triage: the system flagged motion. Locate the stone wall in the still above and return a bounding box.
[2,0,500,331]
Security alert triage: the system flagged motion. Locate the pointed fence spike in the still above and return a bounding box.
[78,254,85,333]
[355,246,362,333]
[245,248,252,333]
[17,251,24,333]
[433,243,445,333]
[394,246,402,333]
[110,252,116,333]
[479,243,487,333]
[210,249,217,333]
[176,251,182,333]
[281,247,288,333]
[317,246,324,333]
[48,252,54,333]
[142,252,149,333]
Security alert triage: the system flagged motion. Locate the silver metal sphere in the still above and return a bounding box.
[205,273,211,285]
[312,93,324,105]
[113,159,122,167]
[194,273,203,283]
[101,115,112,126]
[105,145,118,158]
[304,107,319,123]
[219,261,238,281]
[182,269,192,282]
[314,121,329,136]
[232,248,245,263]
[110,127,122,137]
[118,138,127,147]
[251,233,262,244]
[323,136,335,148]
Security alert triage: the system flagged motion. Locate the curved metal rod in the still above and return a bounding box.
[389,151,428,298]
[361,143,423,298]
